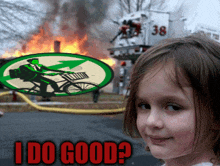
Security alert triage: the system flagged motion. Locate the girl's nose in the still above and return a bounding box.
[145,108,164,129]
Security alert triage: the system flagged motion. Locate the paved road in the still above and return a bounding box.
[0,112,161,166]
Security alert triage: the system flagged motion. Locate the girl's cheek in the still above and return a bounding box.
[136,125,142,134]
[136,113,145,132]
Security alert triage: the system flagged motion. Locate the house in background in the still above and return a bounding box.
[192,24,220,42]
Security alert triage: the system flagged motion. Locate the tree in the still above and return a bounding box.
[0,0,46,51]
[117,0,167,15]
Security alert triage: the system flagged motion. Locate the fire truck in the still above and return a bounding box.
[108,10,170,64]
[108,10,171,94]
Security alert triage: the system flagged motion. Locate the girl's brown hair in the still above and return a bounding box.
[123,34,220,164]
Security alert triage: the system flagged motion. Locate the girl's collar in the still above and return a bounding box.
[193,162,214,166]
[162,162,218,166]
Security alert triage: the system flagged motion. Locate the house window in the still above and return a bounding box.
[206,33,211,37]
[199,30,205,34]
[213,34,219,40]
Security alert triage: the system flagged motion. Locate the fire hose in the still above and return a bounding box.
[0,91,125,114]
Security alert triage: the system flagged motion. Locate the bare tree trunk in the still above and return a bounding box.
[148,0,152,10]
[139,0,145,10]
[136,0,140,11]
[119,0,129,14]
[127,0,131,13]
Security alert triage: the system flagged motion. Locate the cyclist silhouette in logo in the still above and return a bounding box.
[19,58,74,95]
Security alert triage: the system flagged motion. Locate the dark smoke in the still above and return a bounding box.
[36,0,111,59]
[61,0,110,33]
[41,0,60,21]
[60,0,110,48]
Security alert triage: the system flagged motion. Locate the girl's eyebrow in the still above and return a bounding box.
[136,95,188,104]
[135,97,148,103]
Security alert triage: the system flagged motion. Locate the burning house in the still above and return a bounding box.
[0,0,116,92]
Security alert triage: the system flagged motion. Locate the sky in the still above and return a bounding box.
[2,0,220,54]
[165,0,220,31]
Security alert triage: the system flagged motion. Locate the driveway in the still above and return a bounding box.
[0,112,160,166]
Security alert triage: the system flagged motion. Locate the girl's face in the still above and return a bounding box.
[136,64,196,160]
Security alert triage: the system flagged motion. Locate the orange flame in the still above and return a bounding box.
[100,58,116,68]
[2,24,115,68]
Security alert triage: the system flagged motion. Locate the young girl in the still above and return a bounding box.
[123,34,220,166]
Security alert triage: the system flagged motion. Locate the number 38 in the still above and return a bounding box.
[152,25,166,36]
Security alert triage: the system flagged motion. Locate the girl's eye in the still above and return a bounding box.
[137,103,151,110]
[166,104,182,111]
[136,102,183,111]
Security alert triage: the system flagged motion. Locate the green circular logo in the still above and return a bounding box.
[0,53,114,97]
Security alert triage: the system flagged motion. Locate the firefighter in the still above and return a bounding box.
[110,20,130,43]
[120,20,130,38]
[92,89,100,103]
[127,20,141,37]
